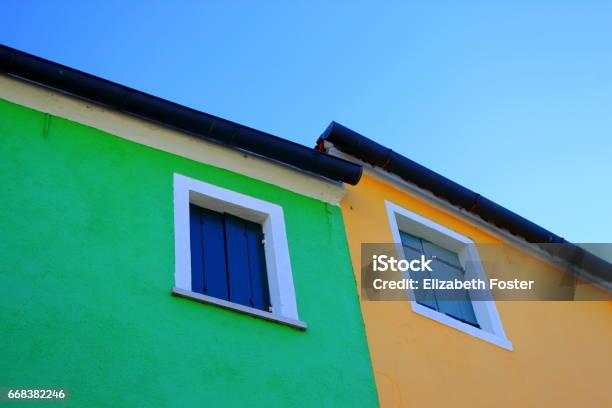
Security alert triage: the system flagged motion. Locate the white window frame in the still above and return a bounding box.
[385,200,512,350]
[172,173,306,329]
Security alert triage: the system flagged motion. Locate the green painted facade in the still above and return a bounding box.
[0,99,378,407]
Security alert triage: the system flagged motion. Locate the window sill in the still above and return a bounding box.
[411,302,512,350]
[171,287,308,330]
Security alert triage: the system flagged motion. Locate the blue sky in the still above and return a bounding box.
[2,2,611,242]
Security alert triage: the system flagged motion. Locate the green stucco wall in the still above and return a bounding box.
[0,99,378,407]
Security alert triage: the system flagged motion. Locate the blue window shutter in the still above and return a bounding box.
[402,243,438,310]
[400,231,422,251]
[457,297,478,327]
[422,241,462,268]
[189,204,271,312]
[189,204,205,295]
[429,259,479,328]
[401,232,479,326]
[430,259,464,321]
[201,208,229,301]
[245,220,270,311]
[224,214,253,307]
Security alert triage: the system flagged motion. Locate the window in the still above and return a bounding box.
[400,231,478,327]
[386,200,512,350]
[189,204,270,312]
[172,173,306,330]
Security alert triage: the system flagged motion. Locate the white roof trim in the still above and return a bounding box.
[0,74,346,205]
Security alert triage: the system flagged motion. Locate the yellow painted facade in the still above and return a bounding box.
[341,173,612,407]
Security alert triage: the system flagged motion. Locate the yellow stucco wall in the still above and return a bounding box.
[341,173,612,407]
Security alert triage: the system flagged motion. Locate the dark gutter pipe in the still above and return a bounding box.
[318,121,612,282]
[0,45,362,185]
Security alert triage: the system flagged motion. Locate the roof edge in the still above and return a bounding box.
[318,121,612,283]
[0,44,362,185]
